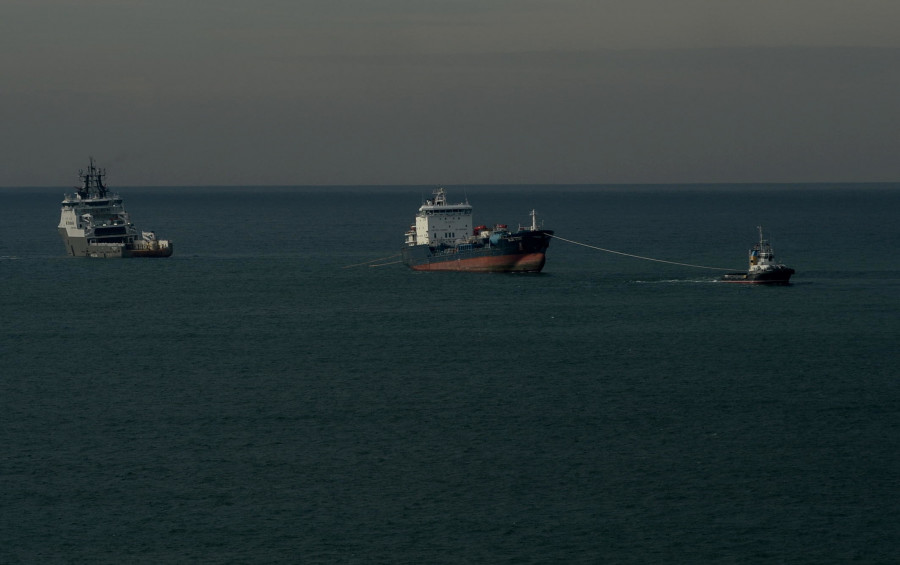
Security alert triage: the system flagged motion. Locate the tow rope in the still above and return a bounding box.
[548,234,738,272]
[344,236,739,272]
[343,254,401,268]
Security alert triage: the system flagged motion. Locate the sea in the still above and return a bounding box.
[1,184,898,564]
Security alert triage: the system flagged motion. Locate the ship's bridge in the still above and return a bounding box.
[414,188,473,246]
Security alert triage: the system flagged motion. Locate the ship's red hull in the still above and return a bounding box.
[402,229,553,273]
[409,252,547,272]
[127,245,174,258]
[410,253,546,273]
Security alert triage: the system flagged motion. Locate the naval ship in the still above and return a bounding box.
[58,158,173,258]
[401,188,552,272]
[721,226,794,284]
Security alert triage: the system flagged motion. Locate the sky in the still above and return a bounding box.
[2,0,900,186]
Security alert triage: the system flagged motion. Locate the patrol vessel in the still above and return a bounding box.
[58,158,173,258]
[401,188,552,272]
[721,227,793,284]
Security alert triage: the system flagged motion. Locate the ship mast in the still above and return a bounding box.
[77,157,108,199]
[77,161,90,199]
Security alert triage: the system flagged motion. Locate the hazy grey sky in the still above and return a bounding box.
[3,0,900,185]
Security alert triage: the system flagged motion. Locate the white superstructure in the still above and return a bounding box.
[405,188,473,246]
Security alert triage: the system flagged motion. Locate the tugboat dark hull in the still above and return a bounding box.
[402,230,553,272]
[721,266,795,284]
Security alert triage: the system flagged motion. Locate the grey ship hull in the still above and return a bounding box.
[60,229,120,257]
[59,228,173,258]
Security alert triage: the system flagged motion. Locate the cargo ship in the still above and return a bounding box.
[401,188,552,272]
[721,226,794,284]
[58,158,173,258]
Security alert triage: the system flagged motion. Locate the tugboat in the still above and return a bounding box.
[58,158,173,258]
[721,226,794,284]
[401,188,552,272]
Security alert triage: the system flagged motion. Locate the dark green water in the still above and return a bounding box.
[2,185,898,563]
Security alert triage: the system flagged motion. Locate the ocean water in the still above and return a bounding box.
[1,185,898,564]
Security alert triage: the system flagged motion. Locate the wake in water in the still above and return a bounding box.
[632,278,720,284]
